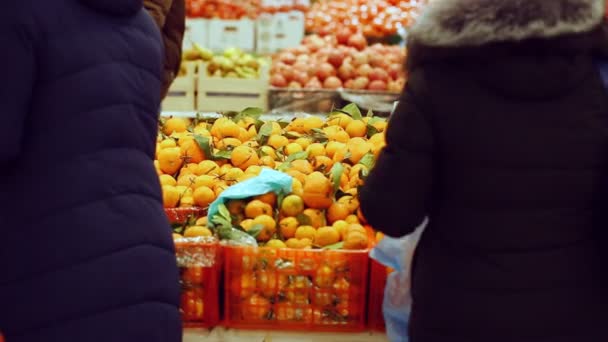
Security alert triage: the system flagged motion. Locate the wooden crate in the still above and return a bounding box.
[162,61,197,112]
[197,61,269,112]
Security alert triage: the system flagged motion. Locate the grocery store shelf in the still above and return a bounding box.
[184,328,389,342]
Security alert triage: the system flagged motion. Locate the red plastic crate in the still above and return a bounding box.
[368,259,388,331]
[223,246,370,332]
[175,238,221,328]
[165,207,206,224]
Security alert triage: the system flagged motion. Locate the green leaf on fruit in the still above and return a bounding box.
[257,122,273,145]
[234,107,263,122]
[340,103,363,120]
[248,224,265,238]
[277,120,290,129]
[285,151,309,163]
[366,109,374,118]
[323,242,344,250]
[367,124,379,138]
[359,153,375,170]
[214,150,233,160]
[284,132,301,140]
[218,204,232,221]
[194,134,213,161]
[330,162,345,193]
[277,162,291,172]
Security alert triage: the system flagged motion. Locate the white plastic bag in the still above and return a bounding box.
[370,220,426,342]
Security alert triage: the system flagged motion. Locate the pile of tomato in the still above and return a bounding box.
[305,0,428,38]
[186,0,262,19]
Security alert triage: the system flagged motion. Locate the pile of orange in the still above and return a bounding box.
[156,106,387,251]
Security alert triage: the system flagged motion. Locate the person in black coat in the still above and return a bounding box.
[0,1,181,341]
[360,0,608,341]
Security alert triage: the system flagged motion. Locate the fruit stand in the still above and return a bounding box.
[162,0,427,339]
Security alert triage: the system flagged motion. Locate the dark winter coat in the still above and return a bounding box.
[144,0,186,98]
[360,0,608,341]
[0,1,182,341]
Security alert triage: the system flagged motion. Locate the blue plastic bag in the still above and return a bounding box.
[207,169,293,246]
[370,221,426,342]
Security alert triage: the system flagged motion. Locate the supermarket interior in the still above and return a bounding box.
[161,1,424,341]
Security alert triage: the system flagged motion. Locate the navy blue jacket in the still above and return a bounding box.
[0,0,182,341]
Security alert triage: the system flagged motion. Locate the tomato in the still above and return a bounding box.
[181,288,205,321]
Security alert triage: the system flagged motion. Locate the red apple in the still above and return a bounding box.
[271,74,287,87]
[328,51,345,68]
[344,79,355,89]
[388,64,403,80]
[356,64,373,78]
[368,80,388,91]
[279,52,297,65]
[288,81,303,89]
[352,76,370,90]
[293,71,310,85]
[370,54,389,69]
[369,68,389,82]
[352,51,369,67]
[336,28,352,45]
[281,67,296,82]
[323,76,343,89]
[338,63,356,81]
[347,34,367,51]
[305,77,323,89]
[316,62,337,81]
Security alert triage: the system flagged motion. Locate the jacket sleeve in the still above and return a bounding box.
[359,70,434,238]
[0,20,34,162]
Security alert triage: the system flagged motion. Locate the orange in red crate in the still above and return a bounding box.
[223,245,370,332]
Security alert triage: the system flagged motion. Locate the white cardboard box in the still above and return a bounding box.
[183,18,209,50]
[197,61,269,112]
[207,19,256,52]
[162,62,197,112]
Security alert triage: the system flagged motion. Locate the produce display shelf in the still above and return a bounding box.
[368,259,388,332]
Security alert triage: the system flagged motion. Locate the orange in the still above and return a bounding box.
[227,200,247,215]
[306,143,326,158]
[270,122,283,135]
[179,196,195,208]
[349,164,369,180]
[345,120,367,138]
[333,220,349,239]
[194,175,216,189]
[279,217,299,239]
[245,200,273,219]
[332,145,350,163]
[327,202,351,224]
[346,223,367,236]
[197,160,220,176]
[230,145,260,170]
[347,138,372,164]
[345,214,360,224]
[177,174,197,188]
[160,138,177,149]
[268,134,289,149]
[285,169,306,184]
[172,233,184,241]
[302,208,327,228]
[252,215,277,241]
[216,137,242,150]
[280,195,305,216]
[242,294,272,321]
[314,265,336,288]
[284,143,304,156]
[266,239,287,249]
[295,225,316,241]
[303,116,325,132]
[233,273,256,299]
[158,147,183,175]
[193,186,216,208]
[237,116,256,128]
[240,219,254,231]
[223,168,245,183]
[217,120,241,139]
[314,226,341,247]
[302,172,333,209]
[260,146,278,159]
[338,195,360,213]
[368,132,385,146]
[163,117,188,135]
[213,182,229,197]
[256,192,277,207]
[327,113,353,129]
[162,185,181,208]
[184,226,213,238]
[259,156,276,169]
[257,271,288,298]
[328,129,350,143]
[291,178,304,197]
[372,120,387,132]
[159,174,177,187]
[290,159,313,175]
[325,141,345,159]
[294,137,312,150]
[245,165,262,175]
[311,155,333,171]
[180,139,206,164]
[287,118,306,133]
[175,185,193,198]
[196,217,208,226]
[343,231,369,250]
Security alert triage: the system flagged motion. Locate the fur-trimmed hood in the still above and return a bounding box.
[409,0,605,47]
